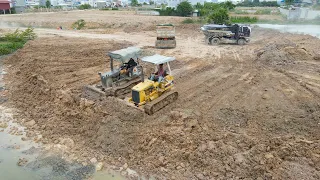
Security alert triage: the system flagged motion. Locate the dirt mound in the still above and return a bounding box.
[2,28,320,179]
[256,40,313,66]
[3,37,141,155]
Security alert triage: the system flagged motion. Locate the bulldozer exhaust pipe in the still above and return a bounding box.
[140,66,144,82]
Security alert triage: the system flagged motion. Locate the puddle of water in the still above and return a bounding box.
[0,110,126,180]
[93,171,125,180]
[0,131,41,179]
[256,24,320,38]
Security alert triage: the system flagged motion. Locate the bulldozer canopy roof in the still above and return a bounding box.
[141,54,175,65]
[108,47,141,63]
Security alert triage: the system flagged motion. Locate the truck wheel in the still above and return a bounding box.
[210,38,220,46]
[205,38,210,45]
[237,39,246,45]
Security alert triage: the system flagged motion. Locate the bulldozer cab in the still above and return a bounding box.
[98,46,142,89]
[141,54,175,88]
[141,54,175,77]
[107,46,141,71]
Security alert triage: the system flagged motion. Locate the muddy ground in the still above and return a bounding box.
[1,11,320,179]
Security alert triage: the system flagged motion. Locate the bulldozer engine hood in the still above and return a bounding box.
[100,70,120,78]
[108,47,141,63]
[132,79,155,92]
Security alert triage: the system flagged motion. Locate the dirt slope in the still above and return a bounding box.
[2,26,320,180]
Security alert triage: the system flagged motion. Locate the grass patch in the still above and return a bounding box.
[182,18,195,24]
[230,16,258,23]
[0,27,36,56]
[181,18,205,24]
[234,10,249,14]
[111,8,119,10]
[0,42,25,55]
[72,19,86,30]
[254,9,271,15]
[78,4,91,10]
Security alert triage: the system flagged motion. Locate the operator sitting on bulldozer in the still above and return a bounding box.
[119,58,138,77]
[150,63,167,82]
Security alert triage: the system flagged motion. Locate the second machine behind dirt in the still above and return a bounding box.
[84,47,142,98]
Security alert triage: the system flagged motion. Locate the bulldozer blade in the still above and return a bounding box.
[82,85,106,100]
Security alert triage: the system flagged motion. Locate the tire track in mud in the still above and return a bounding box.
[280,70,320,99]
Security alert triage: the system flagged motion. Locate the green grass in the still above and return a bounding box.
[254,9,271,15]
[0,27,36,56]
[234,10,249,14]
[230,16,258,23]
[182,18,195,24]
[0,41,24,55]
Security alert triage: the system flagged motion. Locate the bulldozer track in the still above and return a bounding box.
[144,90,178,115]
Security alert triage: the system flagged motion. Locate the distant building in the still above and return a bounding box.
[0,0,11,13]
[13,0,26,13]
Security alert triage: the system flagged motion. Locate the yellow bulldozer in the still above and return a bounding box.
[127,54,178,115]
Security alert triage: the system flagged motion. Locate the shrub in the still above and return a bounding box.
[78,4,91,10]
[10,7,16,14]
[157,7,176,16]
[182,18,195,24]
[46,0,51,8]
[0,28,36,55]
[313,5,320,10]
[72,19,86,30]
[131,0,139,6]
[207,8,229,24]
[4,27,36,42]
[176,1,193,17]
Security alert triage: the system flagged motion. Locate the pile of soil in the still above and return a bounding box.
[2,29,320,179]
[256,39,313,66]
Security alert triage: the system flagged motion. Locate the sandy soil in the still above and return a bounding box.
[1,11,320,180]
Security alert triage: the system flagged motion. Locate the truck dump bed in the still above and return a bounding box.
[156,24,175,38]
[155,24,176,48]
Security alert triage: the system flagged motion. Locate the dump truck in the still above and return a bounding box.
[201,24,251,45]
[84,47,143,98]
[155,24,176,49]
